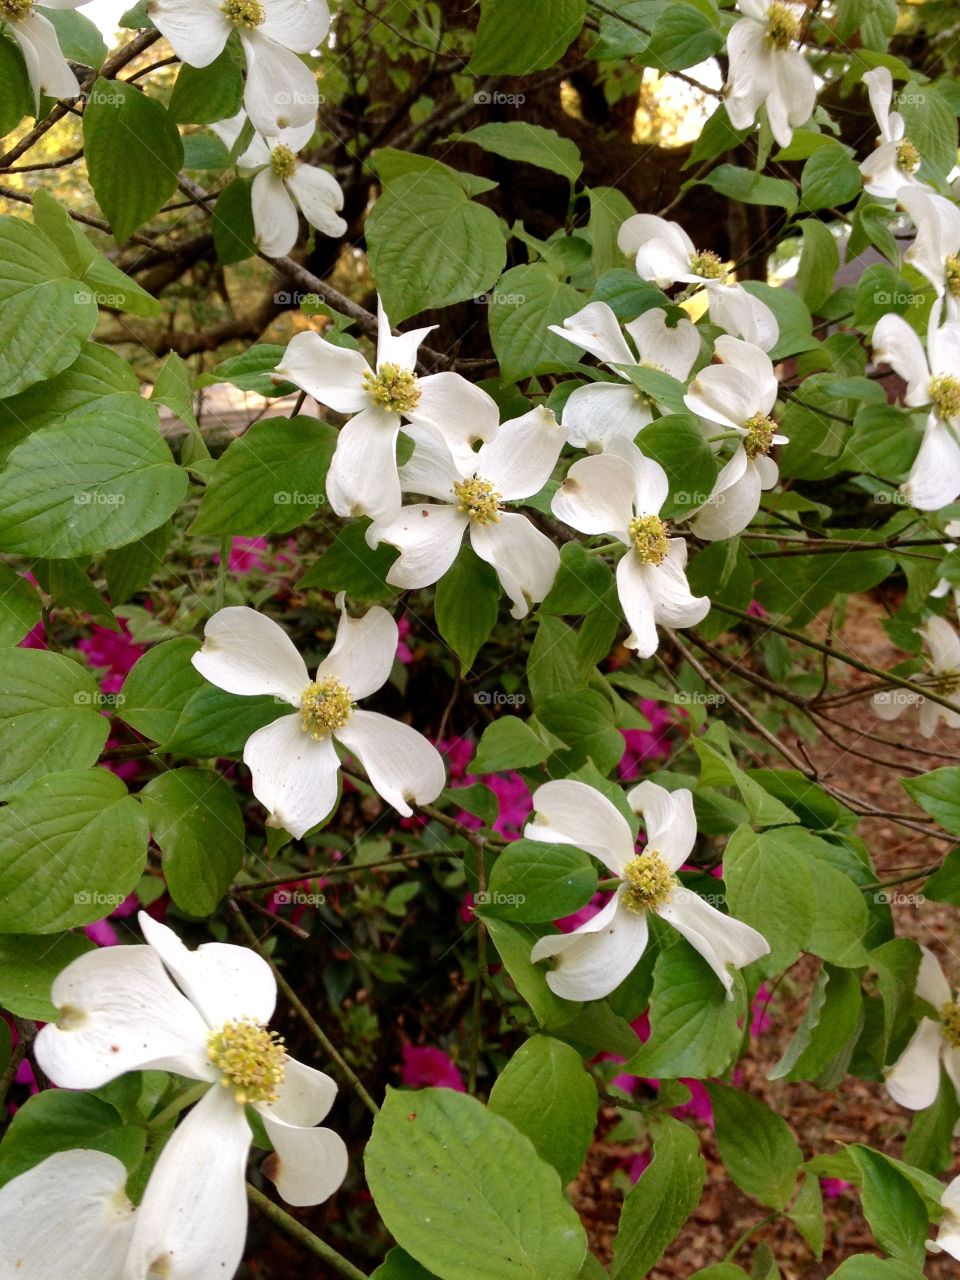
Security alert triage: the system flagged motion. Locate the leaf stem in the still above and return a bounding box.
[246,1184,369,1280]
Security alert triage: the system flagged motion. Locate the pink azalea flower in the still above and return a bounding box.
[439,736,533,839]
[397,616,413,664]
[213,536,271,575]
[618,699,676,780]
[821,1178,853,1199]
[77,620,144,687]
[750,983,773,1036]
[18,619,45,649]
[747,598,768,620]
[401,1044,465,1092]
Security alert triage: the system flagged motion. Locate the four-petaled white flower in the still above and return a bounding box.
[0,913,349,1279]
[859,68,927,201]
[900,186,960,323]
[526,779,770,1001]
[276,297,500,523]
[684,335,787,541]
[929,1173,960,1261]
[1,0,89,109]
[368,406,564,619]
[724,0,817,148]
[884,945,960,1111]
[872,308,960,511]
[549,302,700,451]
[872,615,960,738]
[147,0,329,135]
[211,111,345,258]
[552,439,709,657]
[192,595,446,838]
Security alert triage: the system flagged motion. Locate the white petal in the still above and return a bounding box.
[646,540,711,628]
[692,448,763,541]
[0,1151,135,1278]
[241,31,318,133]
[192,606,309,704]
[531,894,649,1002]
[269,1056,338,1126]
[138,911,277,1030]
[377,297,435,373]
[872,314,931,403]
[626,781,696,871]
[244,712,341,839]
[613,437,670,516]
[552,452,634,536]
[374,503,468,590]
[871,687,915,720]
[396,425,463,500]
[924,615,960,674]
[863,66,894,141]
[771,49,816,145]
[707,283,779,351]
[260,0,330,51]
[146,0,228,67]
[470,512,561,619]
[123,1086,250,1280]
[335,709,445,814]
[526,778,637,875]
[326,404,403,522]
[685,364,758,430]
[408,372,501,458]
[11,12,79,106]
[885,1017,945,1109]
[549,301,634,367]
[624,308,700,380]
[477,406,564,500]
[275,331,370,414]
[251,168,300,258]
[259,1116,348,1207]
[619,214,693,264]
[635,237,697,287]
[560,383,653,451]
[902,188,960,292]
[657,888,770,996]
[35,946,211,1089]
[861,143,912,201]
[315,599,397,700]
[903,419,960,512]
[714,334,777,408]
[286,164,346,238]
[616,553,660,659]
[916,944,952,1008]
[929,320,960,386]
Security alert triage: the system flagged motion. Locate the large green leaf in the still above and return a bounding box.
[471,716,552,773]
[0,1090,145,1188]
[707,1084,802,1211]
[0,563,40,646]
[459,123,582,184]
[848,1147,929,1267]
[483,840,597,923]
[469,0,586,74]
[902,768,960,835]
[0,931,94,1020]
[118,636,203,743]
[434,545,500,669]
[365,1087,586,1280]
[489,264,584,383]
[0,38,33,135]
[722,825,813,974]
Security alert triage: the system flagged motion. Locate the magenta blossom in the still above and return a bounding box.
[441,736,533,840]
[617,699,676,781]
[77,620,144,694]
[213,536,271,576]
[401,1044,465,1092]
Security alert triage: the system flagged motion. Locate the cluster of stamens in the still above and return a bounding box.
[765,1,798,49]
[622,851,676,914]
[628,514,669,564]
[0,0,32,17]
[271,145,298,182]
[930,374,960,421]
[207,1018,286,1105]
[929,670,960,697]
[896,139,921,174]
[363,363,421,414]
[744,411,777,459]
[941,999,960,1048]
[689,250,726,281]
[453,476,502,524]
[945,255,960,300]
[221,0,264,26]
[299,676,354,739]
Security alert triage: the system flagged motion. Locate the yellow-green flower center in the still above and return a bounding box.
[941,999,960,1048]
[207,1017,286,1105]
[628,514,669,564]
[0,0,32,18]
[453,475,502,524]
[930,375,960,421]
[221,0,264,27]
[744,411,777,459]
[945,255,960,300]
[929,670,960,696]
[300,676,353,739]
[622,850,676,913]
[689,250,726,280]
[363,363,421,414]
[765,1,798,49]
[271,144,298,182]
[633,359,667,407]
[896,139,921,174]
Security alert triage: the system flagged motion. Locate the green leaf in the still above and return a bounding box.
[586,187,637,278]
[367,170,506,323]
[722,826,812,974]
[488,1036,597,1183]
[0,395,187,557]
[434,545,500,669]
[469,0,586,74]
[770,964,862,1085]
[789,1172,825,1259]
[700,165,797,212]
[902,768,960,835]
[169,51,244,124]
[848,1147,928,1267]
[371,1249,438,1280]
[365,1087,587,1280]
[902,1068,960,1174]
[539,689,624,773]
[105,521,173,605]
[642,5,723,70]
[489,263,585,384]
[373,148,498,198]
[459,123,582,183]
[0,563,40,646]
[162,686,282,758]
[471,716,552,773]
[0,1091,145,1188]
[83,78,184,242]
[190,416,337,535]
[542,542,615,616]
[484,841,597,923]
[799,145,862,211]
[707,1084,802,1211]
[527,616,580,706]
[636,414,718,517]
[0,39,33,135]
[0,769,148,932]
[140,768,245,916]
[826,1260,926,1280]
[486,916,576,1026]
[300,521,399,602]
[118,636,203,742]
[0,216,98,398]
[687,104,752,168]
[898,83,957,179]
[202,344,293,397]
[796,219,839,313]
[611,1117,705,1280]
[0,931,94,1019]
[0,649,111,799]
[43,9,106,66]
[213,177,258,265]
[692,723,799,827]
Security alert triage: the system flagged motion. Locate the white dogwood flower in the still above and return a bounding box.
[212,111,345,258]
[1,0,89,108]
[192,596,445,837]
[872,616,960,738]
[900,186,960,322]
[684,336,787,540]
[527,779,769,1001]
[929,1174,960,1261]
[724,0,817,148]
[26,913,348,1278]
[707,281,780,352]
[872,309,960,511]
[276,298,500,522]
[885,946,960,1110]
[859,67,927,201]
[549,302,700,451]
[552,439,709,657]
[368,406,564,618]
[148,0,329,135]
